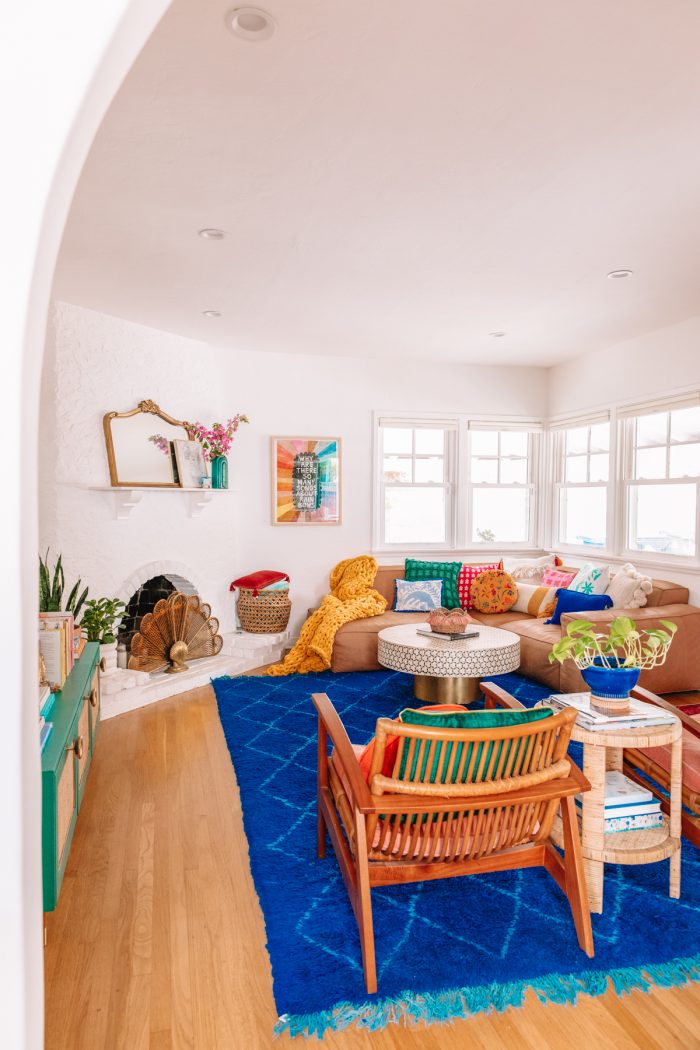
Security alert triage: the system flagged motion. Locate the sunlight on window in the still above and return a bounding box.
[628,484,696,557]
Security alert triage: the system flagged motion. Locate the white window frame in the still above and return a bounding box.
[372,412,544,553]
[619,396,700,567]
[374,416,458,551]
[466,426,539,549]
[551,414,614,557]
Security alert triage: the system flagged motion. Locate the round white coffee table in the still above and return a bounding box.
[377,623,520,704]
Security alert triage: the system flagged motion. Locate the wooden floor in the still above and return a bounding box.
[45,685,700,1050]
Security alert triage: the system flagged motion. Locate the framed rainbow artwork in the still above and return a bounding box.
[271,437,341,525]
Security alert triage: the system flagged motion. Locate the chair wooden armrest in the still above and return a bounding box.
[630,684,699,738]
[481,681,526,710]
[313,692,374,812]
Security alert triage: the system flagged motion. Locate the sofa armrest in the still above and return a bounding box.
[560,603,697,629]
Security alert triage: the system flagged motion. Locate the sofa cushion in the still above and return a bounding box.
[606,563,653,608]
[502,618,564,690]
[458,561,502,609]
[470,570,518,614]
[393,578,443,612]
[331,611,426,671]
[469,610,534,628]
[646,579,690,606]
[638,732,700,796]
[511,581,558,617]
[547,587,613,625]
[570,563,610,595]
[405,559,462,609]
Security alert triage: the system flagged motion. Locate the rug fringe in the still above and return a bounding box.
[273,952,700,1039]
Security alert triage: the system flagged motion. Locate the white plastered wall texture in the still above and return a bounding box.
[42,300,549,634]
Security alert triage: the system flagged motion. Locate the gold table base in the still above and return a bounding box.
[413,674,481,705]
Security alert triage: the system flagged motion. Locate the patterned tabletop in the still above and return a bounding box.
[377,623,521,679]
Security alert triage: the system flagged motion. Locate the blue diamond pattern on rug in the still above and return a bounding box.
[212,670,700,1038]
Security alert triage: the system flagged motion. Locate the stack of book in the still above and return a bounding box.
[575,770,662,832]
[38,612,75,691]
[546,691,677,731]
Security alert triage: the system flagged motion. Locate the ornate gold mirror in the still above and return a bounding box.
[103,400,191,487]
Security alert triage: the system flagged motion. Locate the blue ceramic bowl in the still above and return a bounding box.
[581,659,641,700]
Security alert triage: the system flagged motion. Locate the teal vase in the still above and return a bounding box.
[211,456,228,490]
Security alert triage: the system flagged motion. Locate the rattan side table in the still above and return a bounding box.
[552,717,682,913]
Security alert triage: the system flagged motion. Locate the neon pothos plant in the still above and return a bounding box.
[548,616,677,670]
[80,598,126,645]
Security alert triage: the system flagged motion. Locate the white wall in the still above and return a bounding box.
[548,314,700,416]
[42,301,548,633]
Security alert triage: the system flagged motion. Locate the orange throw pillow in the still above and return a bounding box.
[470,569,518,614]
[358,705,466,783]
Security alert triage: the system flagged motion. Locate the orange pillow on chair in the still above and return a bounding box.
[357,705,465,783]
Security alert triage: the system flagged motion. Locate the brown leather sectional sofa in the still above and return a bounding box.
[331,563,700,694]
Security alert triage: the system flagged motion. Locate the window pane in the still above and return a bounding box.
[470,430,498,456]
[471,458,498,484]
[500,458,528,484]
[383,456,411,483]
[565,455,588,483]
[384,487,446,544]
[589,423,610,453]
[383,427,412,454]
[628,483,696,557]
[500,431,528,457]
[670,443,700,479]
[414,456,444,483]
[566,426,589,455]
[559,487,607,547]
[414,428,445,455]
[670,405,700,444]
[472,488,529,543]
[589,453,609,482]
[635,446,667,480]
[636,412,668,448]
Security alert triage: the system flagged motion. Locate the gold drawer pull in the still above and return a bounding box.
[66,735,84,760]
[100,657,107,672]
[90,688,98,708]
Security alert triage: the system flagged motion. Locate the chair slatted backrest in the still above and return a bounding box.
[363,708,576,865]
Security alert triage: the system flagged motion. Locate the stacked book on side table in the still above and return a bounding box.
[576,770,662,832]
[545,691,678,732]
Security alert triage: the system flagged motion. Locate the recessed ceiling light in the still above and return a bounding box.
[226,7,276,41]
[198,228,226,240]
[202,310,222,318]
[607,269,634,279]
[489,331,506,338]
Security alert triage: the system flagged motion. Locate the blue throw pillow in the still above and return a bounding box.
[546,587,613,625]
[393,578,443,612]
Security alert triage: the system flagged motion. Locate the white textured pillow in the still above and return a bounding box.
[606,564,653,609]
[569,563,610,595]
[503,554,557,580]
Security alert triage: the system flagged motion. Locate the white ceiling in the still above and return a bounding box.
[54,0,700,366]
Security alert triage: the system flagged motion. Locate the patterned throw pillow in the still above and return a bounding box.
[503,554,558,580]
[470,570,518,614]
[511,581,558,618]
[405,560,462,609]
[541,567,577,589]
[393,578,443,612]
[457,561,503,609]
[570,563,610,596]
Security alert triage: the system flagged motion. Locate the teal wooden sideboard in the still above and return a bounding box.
[42,642,101,911]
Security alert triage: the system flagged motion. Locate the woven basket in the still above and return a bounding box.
[237,588,291,634]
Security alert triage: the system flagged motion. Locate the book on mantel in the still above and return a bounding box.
[575,771,662,831]
[546,692,677,731]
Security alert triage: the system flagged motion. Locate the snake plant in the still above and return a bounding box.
[39,550,89,622]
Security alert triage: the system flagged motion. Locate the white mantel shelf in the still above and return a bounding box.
[88,486,235,519]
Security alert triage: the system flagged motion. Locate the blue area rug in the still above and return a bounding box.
[211,670,700,1038]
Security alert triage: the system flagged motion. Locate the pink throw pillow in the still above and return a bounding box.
[541,566,577,589]
[457,561,503,610]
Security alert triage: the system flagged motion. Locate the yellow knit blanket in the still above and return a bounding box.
[265,555,387,676]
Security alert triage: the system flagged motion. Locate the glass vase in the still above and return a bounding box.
[211,455,228,489]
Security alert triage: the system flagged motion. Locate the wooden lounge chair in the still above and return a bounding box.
[624,685,700,849]
[314,686,594,994]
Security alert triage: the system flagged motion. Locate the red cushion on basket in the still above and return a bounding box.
[230,570,290,595]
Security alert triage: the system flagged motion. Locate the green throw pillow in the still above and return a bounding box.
[398,705,552,784]
[404,559,462,609]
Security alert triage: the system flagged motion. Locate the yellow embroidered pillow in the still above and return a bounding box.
[511,581,558,618]
[470,570,518,614]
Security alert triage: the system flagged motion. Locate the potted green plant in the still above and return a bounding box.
[548,615,677,713]
[39,550,88,619]
[80,598,126,675]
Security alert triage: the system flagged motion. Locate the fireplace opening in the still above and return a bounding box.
[118,573,198,656]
